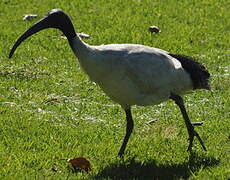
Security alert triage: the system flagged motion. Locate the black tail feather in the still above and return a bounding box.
[169,53,211,90]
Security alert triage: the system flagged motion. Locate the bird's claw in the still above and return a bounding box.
[187,126,207,152]
[118,150,124,157]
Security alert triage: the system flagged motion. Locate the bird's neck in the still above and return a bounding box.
[69,34,91,59]
[68,35,99,79]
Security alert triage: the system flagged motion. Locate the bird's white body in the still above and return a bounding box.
[71,36,192,109]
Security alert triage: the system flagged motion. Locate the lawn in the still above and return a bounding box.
[0,0,229,179]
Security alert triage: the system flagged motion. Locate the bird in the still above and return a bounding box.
[9,9,210,157]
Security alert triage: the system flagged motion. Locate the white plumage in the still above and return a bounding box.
[72,40,192,109]
[9,9,210,156]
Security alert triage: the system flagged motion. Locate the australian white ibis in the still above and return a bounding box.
[9,9,210,156]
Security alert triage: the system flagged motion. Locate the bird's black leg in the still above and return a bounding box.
[118,108,134,157]
[170,93,207,151]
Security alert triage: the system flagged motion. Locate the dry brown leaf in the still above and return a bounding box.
[67,157,91,173]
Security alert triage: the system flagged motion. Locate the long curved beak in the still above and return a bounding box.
[9,9,76,58]
[9,16,54,58]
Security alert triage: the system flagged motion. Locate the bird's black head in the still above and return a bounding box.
[9,9,76,58]
[43,9,76,38]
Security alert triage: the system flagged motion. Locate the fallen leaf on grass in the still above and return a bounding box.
[51,167,61,173]
[149,25,161,33]
[78,32,91,39]
[147,119,158,124]
[69,157,91,172]
[59,157,91,173]
[191,122,204,126]
[23,14,38,21]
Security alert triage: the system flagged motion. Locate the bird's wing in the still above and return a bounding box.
[123,46,183,94]
[94,44,191,97]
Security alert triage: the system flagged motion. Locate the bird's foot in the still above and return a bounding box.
[118,146,125,157]
[187,125,207,152]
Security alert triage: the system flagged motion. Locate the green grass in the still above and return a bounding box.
[0,0,229,179]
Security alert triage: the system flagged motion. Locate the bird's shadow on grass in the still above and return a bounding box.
[93,152,220,180]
